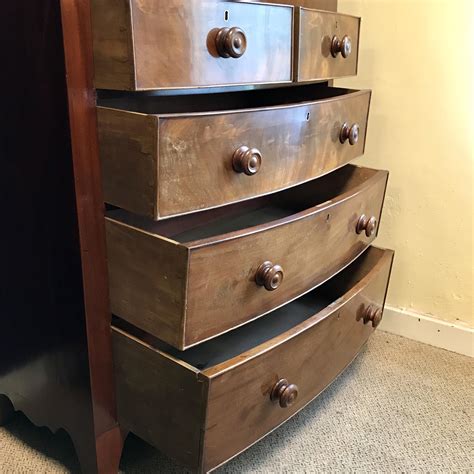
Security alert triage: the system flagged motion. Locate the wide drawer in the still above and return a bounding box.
[296,9,361,82]
[106,165,388,349]
[98,85,371,220]
[91,0,293,91]
[113,246,394,472]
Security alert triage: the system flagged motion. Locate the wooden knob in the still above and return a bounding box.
[271,379,299,408]
[215,27,247,58]
[331,35,352,58]
[233,146,262,176]
[356,214,377,237]
[363,305,383,328]
[340,122,360,145]
[255,261,283,291]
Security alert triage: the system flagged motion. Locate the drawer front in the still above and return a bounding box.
[92,0,293,90]
[185,170,387,346]
[158,90,371,218]
[297,9,360,82]
[201,248,393,471]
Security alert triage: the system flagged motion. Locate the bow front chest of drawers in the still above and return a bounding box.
[93,0,393,471]
[0,1,393,473]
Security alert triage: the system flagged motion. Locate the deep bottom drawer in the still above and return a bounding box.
[113,246,394,472]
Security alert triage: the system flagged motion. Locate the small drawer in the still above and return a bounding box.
[105,165,388,349]
[91,0,293,91]
[296,9,361,82]
[113,246,394,472]
[98,85,371,220]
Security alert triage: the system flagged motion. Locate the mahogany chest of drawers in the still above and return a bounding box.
[94,0,393,471]
[1,1,393,473]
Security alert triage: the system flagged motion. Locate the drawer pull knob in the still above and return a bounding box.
[356,214,377,237]
[363,305,383,328]
[256,261,283,291]
[331,35,352,58]
[233,146,262,175]
[215,27,247,58]
[271,379,299,408]
[340,122,360,145]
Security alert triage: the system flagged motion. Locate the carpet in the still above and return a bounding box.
[0,332,472,473]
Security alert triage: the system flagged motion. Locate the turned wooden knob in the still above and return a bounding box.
[215,27,247,58]
[233,146,262,176]
[356,214,377,237]
[255,261,283,291]
[331,35,352,58]
[271,379,299,408]
[363,305,383,328]
[340,122,360,145]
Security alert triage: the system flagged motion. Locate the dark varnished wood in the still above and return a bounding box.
[98,86,371,220]
[0,1,121,472]
[59,0,123,471]
[105,165,388,349]
[296,9,360,82]
[112,247,394,472]
[91,0,293,91]
[0,395,14,426]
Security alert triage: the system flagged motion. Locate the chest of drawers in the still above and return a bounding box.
[1,1,393,473]
[93,0,393,471]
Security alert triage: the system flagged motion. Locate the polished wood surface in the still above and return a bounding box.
[112,331,207,469]
[297,9,360,82]
[254,0,337,9]
[0,1,121,472]
[60,0,123,471]
[91,0,293,90]
[105,165,388,349]
[112,247,394,472]
[202,247,393,470]
[98,87,371,219]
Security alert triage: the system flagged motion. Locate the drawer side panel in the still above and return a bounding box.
[98,108,158,219]
[105,219,188,348]
[91,0,135,90]
[112,328,206,470]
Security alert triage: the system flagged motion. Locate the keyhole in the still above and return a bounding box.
[224,10,229,21]
[306,112,311,121]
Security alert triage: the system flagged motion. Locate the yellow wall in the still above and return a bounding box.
[336,0,473,325]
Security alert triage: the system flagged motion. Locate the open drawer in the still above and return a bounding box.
[113,246,394,472]
[106,164,388,349]
[98,85,371,220]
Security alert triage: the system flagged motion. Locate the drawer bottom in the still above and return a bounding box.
[113,246,394,472]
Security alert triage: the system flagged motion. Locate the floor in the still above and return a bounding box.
[0,332,472,473]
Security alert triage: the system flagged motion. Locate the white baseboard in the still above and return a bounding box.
[379,306,474,357]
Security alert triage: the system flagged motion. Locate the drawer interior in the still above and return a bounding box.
[98,84,355,115]
[113,246,386,370]
[107,164,379,244]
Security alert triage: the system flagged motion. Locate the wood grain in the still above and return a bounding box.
[253,0,337,10]
[201,248,393,471]
[60,0,124,470]
[98,108,158,218]
[297,9,360,82]
[105,220,189,349]
[111,246,394,472]
[105,165,388,349]
[185,167,388,346]
[91,0,293,90]
[98,88,371,220]
[0,1,122,472]
[91,0,135,90]
[112,329,207,469]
